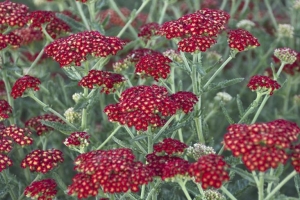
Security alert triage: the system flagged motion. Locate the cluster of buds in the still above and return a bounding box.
[277,24,294,38]
[159,8,230,53]
[224,119,300,172]
[0,32,22,50]
[13,27,44,45]
[64,107,81,124]
[247,75,281,95]
[162,49,183,63]
[236,19,255,30]
[104,85,197,131]
[228,29,260,52]
[138,22,160,40]
[25,114,65,136]
[274,47,297,64]
[45,31,126,67]
[24,179,57,200]
[0,100,12,121]
[63,132,90,150]
[78,70,126,94]
[21,149,64,173]
[186,143,216,160]
[11,75,41,99]
[68,148,153,198]
[214,92,233,103]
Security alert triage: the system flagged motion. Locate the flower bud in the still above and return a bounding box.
[277,24,294,38]
[274,47,297,64]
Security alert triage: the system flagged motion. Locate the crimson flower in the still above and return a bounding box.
[135,52,172,81]
[224,119,300,172]
[228,29,260,51]
[13,27,44,45]
[178,35,216,53]
[63,132,90,148]
[188,154,229,189]
[0,32,22,50]
[153,138,188,156]
[11,75,41,99]
[25,114,64,136]
[291,144,300,172]
[138,22,160,39]
[24,179,57,200]
[25,10,70,39]
[1,125,33,147]
[78,70,126,94]
[45,31,126,67]
[0,136,12,154]
[21,149,64,173]
[0,154,13,172]
[247,75,280,95]
[0,0,29,28]
[0,100,12,121]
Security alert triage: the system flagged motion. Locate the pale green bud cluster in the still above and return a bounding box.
[277,24,294,38]
[203,189,226,200]
[214,92,232,103]
[72,92,83,103]
[274,47,297,64]
[187,143,216,160]
[64,107,81,123]
[236,19,255,30]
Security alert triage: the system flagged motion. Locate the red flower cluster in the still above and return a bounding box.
[189,154,229,189]
[0,154,12,172]
[228,29,260,51]
[25,114,64,136]
[11,75,41,99]
[159,8,229,53]
[0,137,12,153]
[0,32,22,50]
[169,91,199,113]
[104,85,197,131]
[271,51,300,76]
[77,0,88,2]
[45,31,126,67]
[147,138,189,180]
[78,70,126,94]
[224,119,300,172]
[24,179,57,200]
[135,52,172,81]
[25,10,70,39]
[291,144,300,172]
[1,125,33,147]
[13,27,44,45]
[0,100,12,121]
[247,75,281,95]
[0,0,29,28]
[68,148,153,198]
[63,132,90,148]
[21,149,64,173]
[138,22,160,39]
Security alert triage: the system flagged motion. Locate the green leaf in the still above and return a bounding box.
[220,102,234,124]
[224,156,242,166]
[131,134,148,142]
[52,172,67,191]
[62,67,82,81]
[112,136,131,148]
[206,78,244,91]
[73,97,89,111]
[274,164,284,177]
[55,13,85,32]
[228,179,250,197]
[294,174,300,198]
[41,120,77,132]
[236,94,245,117]
[230,167,256,184]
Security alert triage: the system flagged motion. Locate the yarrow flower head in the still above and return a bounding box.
[187,143,216,160]
[188,154,230,189]
[0,154,13,172]
[104,85,197,131]
[78,70,126,94]
[214,92,232,103]
[45,31,126,67]
[274,47,297,64]
[236,19,255,30]
[0,136,13,154]
[277,24,294,38]
[291,144,300,172]
[21,149,64,173]
[247,75,280,95]
[203,189,226,200]
[138,22,160,40]
[224,119,300,172]
[178,35,217,53]
[0,32,22,50]
[25,10,71,39]
[25,114,64,136]
[228,29,260,51]
[135,52,172,81]
[0,1,29,28]
[63,132,90,149]
[68,148,153,198]
[294,0,300,10]
[11,75,41,99]
[13,27,44,45]
[1,125,33,147]
[0,100,12,121]
[24,179,57,200]
[162,49,183,63]
[154,138,188,156]
[64,107,81,124]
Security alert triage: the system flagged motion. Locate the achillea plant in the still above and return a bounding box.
[1,1,300,200]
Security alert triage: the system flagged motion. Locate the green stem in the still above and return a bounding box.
[264,170,297,200]
[2,171,17,200]
[178,180,192,200]
[203,56,234,89]
[220,0,228,10]
[117,0,150,38]
[75,1,90,30]
[81,88,88,131]
[2,71,15,125]
[239,92,264,123]
[96,125,121,150]
[267,168,274,194]
[124,126,147,154]
[251,95,269,124]
[41,24,54,42]
[153,115,176,141]
[275,62,286,79]
[258,172,264,200]
[283,77,292,114]
[145,181,161,200]
[26,41,50,75]
[180,52,192,73]
[263,0,278,29]
[28,92,78,130]
[158,1,168,24]
[87,1,96,23]
[221,186,238,200]
[148,0,158,22]
[109,0,138,38]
